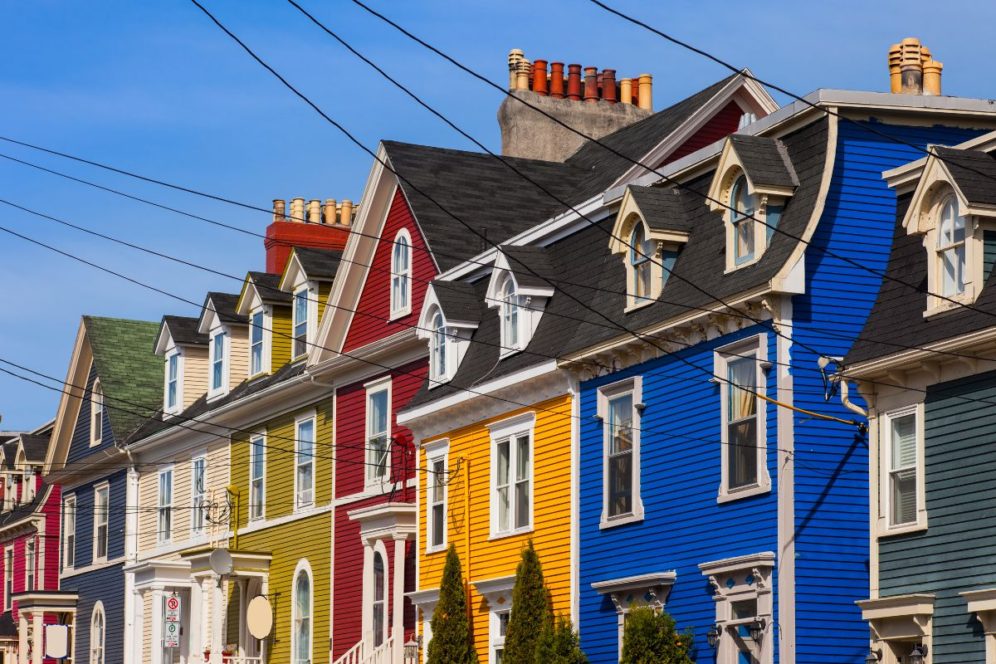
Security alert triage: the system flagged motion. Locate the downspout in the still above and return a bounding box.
[839,378,868,418]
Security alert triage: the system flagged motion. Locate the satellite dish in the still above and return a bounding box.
[247,595,273,639]
[209,548,234,576]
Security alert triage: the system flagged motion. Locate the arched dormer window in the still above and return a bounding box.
[937,196,967,296]
[629,224,654,301]
[500,277,524,351]
[730,175,757,265]
[430,309,448,381]
[90,379,103,447]
[391,230,412,318]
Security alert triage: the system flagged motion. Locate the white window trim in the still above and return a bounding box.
[157,467,174,544]
[190,455,207,536]
[249,307,272,378]
[498,275,526,357]
[292,284,318,361]
[208,328,230,399]
[90,600,106,664]
[294,412,317,511]
[92,481,110,563]
[490,607,510,663]
[921,189,989,317]
[699,553,775,664]
[164,350,184,415]
[291,559,314,664]
[25,537,35,592]
[249,431,267,521]
[89,378,103,447]
[368,541,390,648]
[424,439,449,553]
[597,376,645,529]
[390,228,413,320]
[714,335,771,503]
[879,403,928,536]
[719,170,782,274]
[488,412,535,539]
[427,306,452,385]
[2,547,11,611]
[364,378,393,491]
[63,494,77,570]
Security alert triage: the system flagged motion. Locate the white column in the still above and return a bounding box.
[133,589,145,664]
[151,586,165,664]
[31,612,43,664]
[392,536,407,663]
[18,615,27,664]
[211,575,224,664]
[189,581,202,664]
[124,466,140,663]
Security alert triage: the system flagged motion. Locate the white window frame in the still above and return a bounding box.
[364,378,393,490]
[164,351,183,414]
[157,467,173,544]
[499,275,526,356]
[598,377,644,529]
[699,553,774,664]
[490,607,510,664]
[93,482,109,562]
[191,456,207,536]
[63,494,77,569]
[880,404,927,536]
[25,537,35,592]
[488,412,535,538]
[90,600,106,664]
[922,189,985,316]
[428,307,450,384]
[425,440,449,553]
[249,308,269,377]
[714,335,771,503]
[390,229,413,319]
[2,547,11,611]
[249,432,266,521]
[628,224,655,308]
[935,195,967,298]
[208,329,229,398]
[291,559,313,664]
[295,413,316,510]
[370,544,389,648]
[292,285,316,360]
[90,378,103,447]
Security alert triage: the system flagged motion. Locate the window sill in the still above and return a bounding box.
[623,298,655,314]
[248,370,269,381]
[724,253,763,274]
[206,390,228,402]
[878,519,928,538]
[426,544,447,555]
[717,482,771,504]
[924,297,975,319]
[389,306,412,321]
[489,526,534,542]
[599,510,644,530]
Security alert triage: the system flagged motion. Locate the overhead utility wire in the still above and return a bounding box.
[190,0,859,430]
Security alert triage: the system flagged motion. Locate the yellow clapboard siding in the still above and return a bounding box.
[270,305,292,370]
[317,282,331,324]
[418,394,573,663]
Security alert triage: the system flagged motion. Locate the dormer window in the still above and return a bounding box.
[486,249,553,353]
[500,277,526,353]
[165,352,180,413]
[90,379,103,447]
[209,331,227,397]
[937,196,967,296]
[293,288,310,359]
[391,230,412,318]
[730,175,757,265]
[431,309,448,381]
[417,282,481,386]
[250,309,265,376]
[629,225,653,302]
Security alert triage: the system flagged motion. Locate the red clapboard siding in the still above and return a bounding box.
[662,100,745,166]
[343,189,436,353]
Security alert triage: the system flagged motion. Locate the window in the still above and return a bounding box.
[93,484,109,561]
[937,196,966,297]
[90,602,106,664]
[158,469,173,543]
[191,457,206,534]
[63,495,76,569]
[430,310,448,382]
[391,230,412,317]
[490,415,534,536]
[25,538,35,592]
[210,331,226,394]
[599,378,643,527]
[883,406,925,532]
[295,417,315,509]
[365,381,391,486]
[250,435,266,520]
[372,551,387,647]
[166,353,180,411]
[293,288,310,359]
[3,548,11,611]
[426,441,449,552]
[629,225,653,302]
[292,565,312,664]
[699,553,774,664]
[491,609,510,664]
[500,277,524,353]
[730,175,756,265]
[90,379,103,446]
[250,310,265,375]
[715,337,770,502]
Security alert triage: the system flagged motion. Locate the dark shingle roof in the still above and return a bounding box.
[501,246,558,291]
[84,316,163,442]
[627,185,694,234]
[204,293,248,326]
[248,272,292,304]
[18,434,49,463]
[730,135,799,190]
[161,315,208,348]
[431,281,484,326]
[933,147,996,208]
[293,248,342,281]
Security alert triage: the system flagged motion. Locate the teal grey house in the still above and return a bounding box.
[845,129,996,663]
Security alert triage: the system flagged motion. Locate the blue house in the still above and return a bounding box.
[555,89,996,663]
[846,129,996,663]
[45,316,161,664]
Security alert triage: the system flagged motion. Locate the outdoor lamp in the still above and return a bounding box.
[403,635,422,663]
[909,644,927,664]
[864,648,882,664]
[748,617,766,642]
[706,624,721,648]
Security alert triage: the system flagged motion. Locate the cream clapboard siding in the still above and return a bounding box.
[142,590,152,663]
[182,346,209,408]
[228,329,249,389]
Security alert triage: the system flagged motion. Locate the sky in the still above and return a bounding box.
[2,0,996,430]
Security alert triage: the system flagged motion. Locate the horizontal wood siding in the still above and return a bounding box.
[418,394,573,664]
[578,326,779,664]
[228,328,249,391]
[270,305,292,371]
[343,190,436,353]
[66,470,127,570]
[791,120,984,661]
[878,370,996,662]
[67,363,114,463]
[662,100,744,166]
[62,562,126,664]
[182,346,209,409]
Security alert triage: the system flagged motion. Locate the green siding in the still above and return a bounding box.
[879,370,996,662]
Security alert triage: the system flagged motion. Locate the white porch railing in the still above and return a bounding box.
[332,641,365,664]
[331,636,396,664]
[223,657,264,664]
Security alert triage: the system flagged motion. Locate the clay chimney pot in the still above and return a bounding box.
[322,199,336,224]
[290,198,306,223]
[583,66,599,103]
[340,199,353,227]
[637,74,653,111]
[508,49,525,90]
[273,199,286,223]
[566,64,582,101]
[619,79,632,105]
[601,69,617,103]
[549,62,565,98]
[923,59,943,96]
[306,199,320,224]
[532,60,548,95]
[516,59,531,91]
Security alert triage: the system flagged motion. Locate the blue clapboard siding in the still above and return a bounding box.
[790,120,984,662]
[67,364,114,464]
[67,471,127,569]
[578,325,779,664]
[878,370,996,663]
[63,562,126,664]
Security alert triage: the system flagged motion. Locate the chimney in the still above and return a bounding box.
[498,49,654,162]
[264,196,354,274]
[890,38,942,96]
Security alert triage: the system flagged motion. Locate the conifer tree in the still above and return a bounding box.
[620,606,694,664]
[504,541,552,663]
[535,615,589,664]
[427,544,478,664]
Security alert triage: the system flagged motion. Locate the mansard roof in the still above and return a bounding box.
[728,134,799,191]
[932,147,996,209]
[625,185,695,234]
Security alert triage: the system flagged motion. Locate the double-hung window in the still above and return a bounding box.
[158,469,173,543]
[425,441,448,552]
[730,175,756,265]
[90,379,103,446]
[2,548,11,610]
[716,336,770,501]
[250,310,265,375]
[295,417,315,509]
[883,405,925,532]
[391,230,412,317]
[25,538,35,592]
[500,278,524,353]
[293,288,310,359]
[210,331,226,394]
[629,225,653,302]
[491,609,510,664]
[490,414,534,536]
[599,377,643,527]
[365,381,391,486]
[430,311,448,382]
[250,434,266,520]
[937,196,967,297]
[166,353,179,411]
[191,457,206,535]
[93,484,109,561]
[63,494,76,569]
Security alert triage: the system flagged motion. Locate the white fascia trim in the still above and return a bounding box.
[844,326,996,379]
[591,571,677,595]
[698,551,776,576]
[397,360,558,425]
[885,130,996,188]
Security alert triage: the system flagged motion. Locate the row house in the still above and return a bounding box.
[847,130,996,662]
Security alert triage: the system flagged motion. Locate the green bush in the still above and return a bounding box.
[620,606,694,664]
[426,544,478,664]
[504,541,552,663]
[535,615,589,664]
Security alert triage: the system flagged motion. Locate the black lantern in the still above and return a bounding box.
[864,648,882,664]
[748,618,766,642]
[909,644,927,664]
[706,624,721,648]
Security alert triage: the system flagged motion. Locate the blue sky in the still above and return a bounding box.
[2,0,995,429]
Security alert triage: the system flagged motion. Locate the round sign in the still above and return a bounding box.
[246,596,273,640]
[167,597,179,611]
[209,548,234,576]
